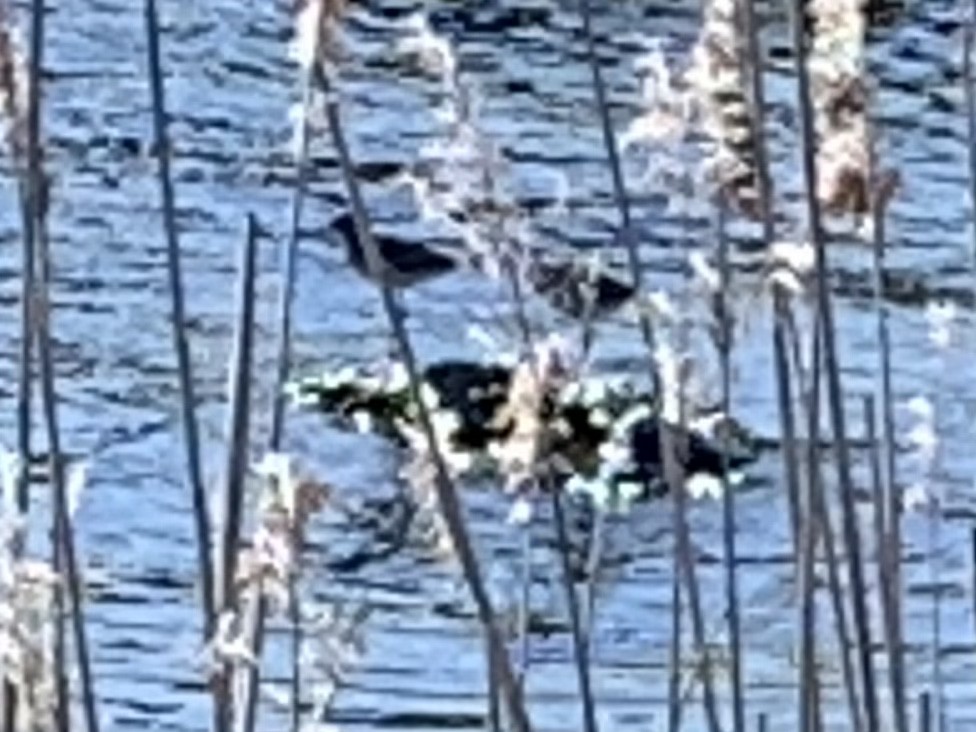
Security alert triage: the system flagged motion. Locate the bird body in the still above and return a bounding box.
[328,211,457,288]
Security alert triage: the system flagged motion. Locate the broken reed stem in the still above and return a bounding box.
[868,140,907,732]
[551,487,600,732]
[788,1,879,730]
[215,214,260,731]
[739,0,802,556]
[313,51,534,732]
[144,0,216,641]
[716,198,745,732]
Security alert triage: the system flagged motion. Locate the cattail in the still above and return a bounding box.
[291,0,345,72]
[808,0,870,215]
[685,0,759,215]
[0,2,26,162]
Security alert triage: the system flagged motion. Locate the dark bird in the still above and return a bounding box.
[525,253,636,319]
[327,211,459,288]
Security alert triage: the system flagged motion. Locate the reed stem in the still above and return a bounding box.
[229,217,265,732]
[716,198,744,732]
[214,215,260,731]
[33,111,101,732]
[552,488,600,732]
[314,48,533,732]
[740,0,802,555]
[144,0,216,642]
[788,1,879,729]
[868,144,907,732]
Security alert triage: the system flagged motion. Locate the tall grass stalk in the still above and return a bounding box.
[798,306,823,732]
[668,390,723,732]
[24,1,101,729]
[551,486,599,732]
[739,0,802,554]
[236,588,268,732]
[271,23,316,732]
[576,0,655,360]
[0,0,33,725]
[311,7,532,729]
[667,571,682,732]
[215,214,260,732]
[812,440,864,732]
[230,216,265,732]
[716,197,744,732]
[29,34,101,730]
[144,0,216,640]
[577,1,720,726]
[965,0,976,288]
[516,518,532,688]
[788,1,879,729]
[867,143,907,732]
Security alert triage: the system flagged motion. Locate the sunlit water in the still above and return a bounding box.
[1,0,975,729]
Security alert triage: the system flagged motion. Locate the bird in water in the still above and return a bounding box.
[326,210,459,289]
[326,208,637,320]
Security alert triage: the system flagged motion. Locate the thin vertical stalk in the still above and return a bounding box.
[716,199,744,732]
[798,310,823,732]
[660,414,721,732]
[667,570,682,732]
[230,217,266,732]
[551,488,600,732]
[33,137,101,732]
[3,0,35,724]
[577,0,656,363]
[583,507,605,641]
[270,35,315,732]
[965,0,976,286]
[868,149,907,732]
[235,588,268,732]
[21,3,66,730]
[516,520,532,688]
[739,0,802,554]
[812,446,864,732]
[787,2,879,730]
[576,2,718,728]
[144,0,216,639]
[214,215,260,732]
[486,629,501,732]
[919,692,932,732]
[314,56,533,732]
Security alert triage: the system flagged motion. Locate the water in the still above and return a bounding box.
[2,0,976,729]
